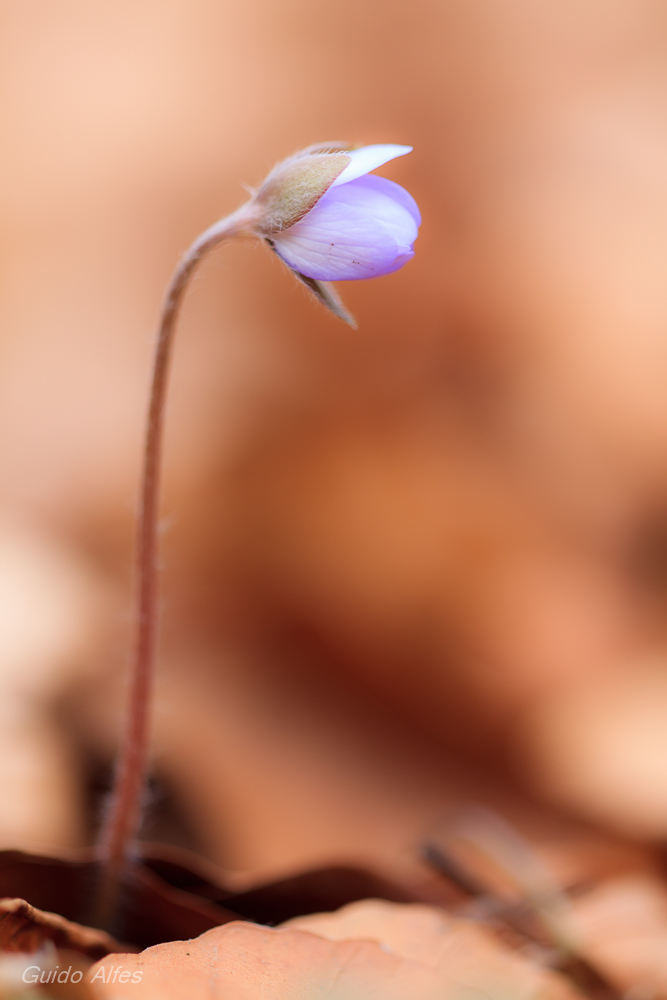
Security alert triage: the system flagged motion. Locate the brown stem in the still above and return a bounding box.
[95,206,252,928]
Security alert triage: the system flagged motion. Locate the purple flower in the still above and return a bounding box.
[267,144,420,282]
[239,142,419,324]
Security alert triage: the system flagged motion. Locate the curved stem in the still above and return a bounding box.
[95,206,251,927]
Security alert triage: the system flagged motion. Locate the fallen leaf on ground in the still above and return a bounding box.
[0,948,97,999]
[0,898,121,960]
[0,850,235,950]
[0,847,416,951]
[88,899,581,999]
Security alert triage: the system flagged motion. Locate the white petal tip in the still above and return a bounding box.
[331,144,414,187]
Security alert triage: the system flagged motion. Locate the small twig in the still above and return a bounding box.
[420,807,623,1000]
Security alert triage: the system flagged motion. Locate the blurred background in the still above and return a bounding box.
[3,0,667,881]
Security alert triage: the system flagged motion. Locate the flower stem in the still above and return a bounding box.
[95,207,251,929]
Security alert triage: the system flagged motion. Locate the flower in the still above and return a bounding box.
[263,144,419,281]
[248,143,420,325]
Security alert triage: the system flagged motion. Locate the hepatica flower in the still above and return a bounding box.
[98,141,419,906]
[248,142,420,324]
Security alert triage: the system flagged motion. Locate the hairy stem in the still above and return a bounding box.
[95,207,251,928]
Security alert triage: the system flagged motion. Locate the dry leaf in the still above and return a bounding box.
[0,850,235,950]
[88,899,581,999]
[0,846,417,951]
[0,898,120,960]
[0,948,97,999]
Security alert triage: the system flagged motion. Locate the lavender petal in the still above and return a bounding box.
[272,200,401,281]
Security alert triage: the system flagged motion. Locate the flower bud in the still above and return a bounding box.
[247,142,419,326]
